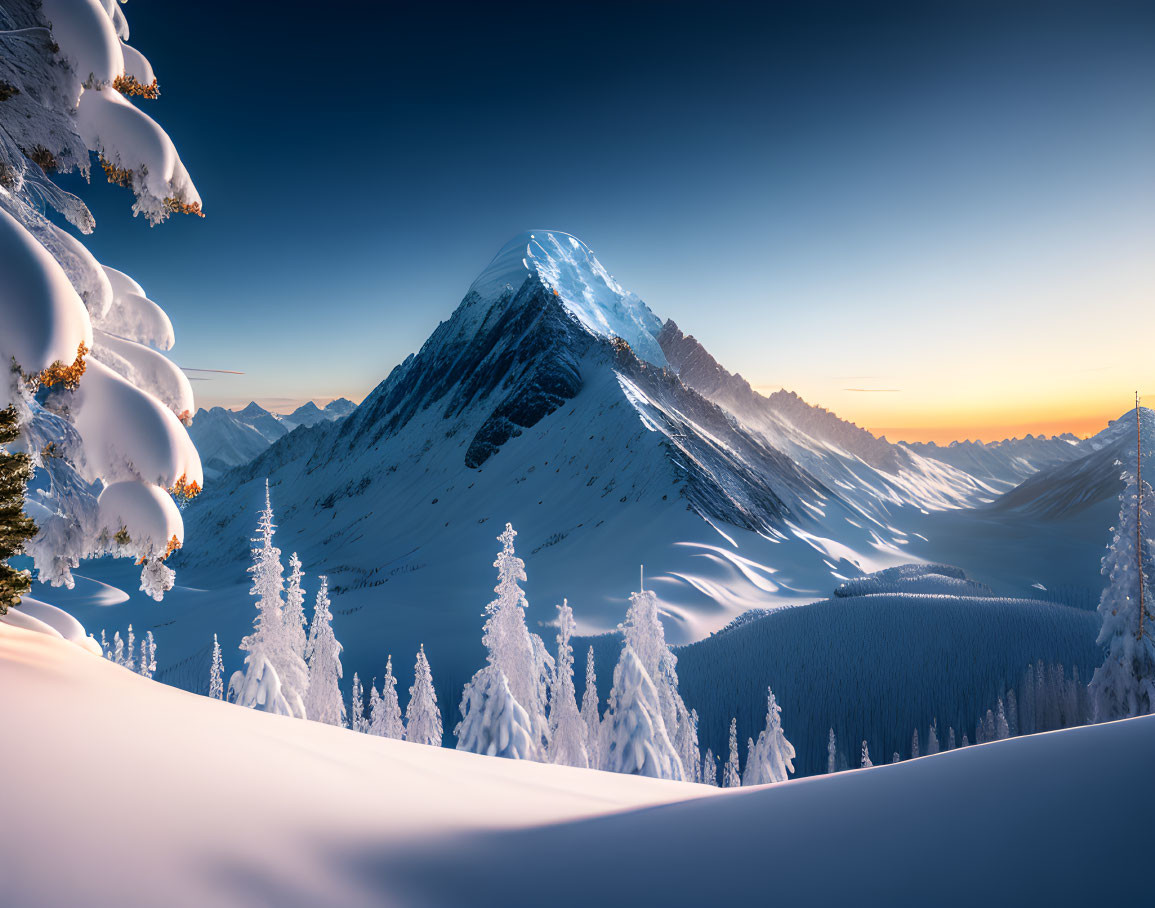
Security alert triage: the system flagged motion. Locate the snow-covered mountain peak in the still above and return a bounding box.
[470,230,667,367]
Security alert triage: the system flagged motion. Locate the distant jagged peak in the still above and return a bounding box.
[469,230,667,367]
[238,401,272,418]
[658,319,898,470]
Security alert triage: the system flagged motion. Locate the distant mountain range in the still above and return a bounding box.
[188,398,356,478]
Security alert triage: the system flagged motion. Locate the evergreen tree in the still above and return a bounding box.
[138,631,156,679]
[469,524,549,757]
[1089,462,1155,720]
[1007,689,1019,737]
[947,727,956,750]
[742,687,795,786]
[676,708,702,784]
[277,552,310,712]
[911,728,919,759]
[367,683,383,735]
[860,741,872,769]
[208,634,224,700]
[984,709,996,743]
[891,752,900,763]
[702,748,718,786]
[827,728,837,774]
[580,645,601,768]
[0,406,36,614]
[406,645,442,746]
[455,666,535,759]
[995,698,1010,740]
[371,655,406,740]
[547,601,589,768]
[231,482,297,717]
[303,575,345,726]
[350,673,368,733]
[621,584,687,773]
[723,718,741,788]
[926,720,940,755]
[125,624,136,672]
[113,631,124,667]
[601,645,683,780]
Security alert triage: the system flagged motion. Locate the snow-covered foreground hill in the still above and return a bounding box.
[2,623,1149,907]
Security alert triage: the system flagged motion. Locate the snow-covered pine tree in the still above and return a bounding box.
[350,673,367,733]
[984,709,996,743]
[367,683,383,735]
[0,2,202,602]
[891,752,900,763]
[962,734,970,747]
[702,748,718,786]
[860,741,872,769]
[113,631,124,666]
[677,708,702,784]
[911,728,919,759]
[208,634,224,700]
[231,482,296,717]
[620,582,688,776]
[1007,689,1019,737]
[580,645,601,768]
[405,645,442,746]
[827,728,837,773]
[303,575,345,726]
[138,631,155,679]
[995,698,1010,740]
[371,655,406,740]
[463,523,550,757]
[125,624,135,671]
[601,645,683,780]
[723,718,741,788]
[546,601,589,768]
[742,687,795,786]
[926,720,940,755]
[278,552,310,711]
[947,727,956,750]
[455,665,535,759]
[1089,459,1155,721]
[0,406,36,613]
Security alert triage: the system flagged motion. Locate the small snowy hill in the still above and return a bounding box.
[992,407,1153,519]
[1,623,1149,907]
[906,433,1083,491]
[666,570,1098,776]
[188,398,355,478]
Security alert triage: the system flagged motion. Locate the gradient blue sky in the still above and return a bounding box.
[62,1,1155,441]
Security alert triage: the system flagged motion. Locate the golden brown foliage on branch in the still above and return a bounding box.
[36,342,88,391]
[163,197,203,217]
[163,534,181,559]
[170,474,201,502]
[100,155,133,188]
[113,74,159,99]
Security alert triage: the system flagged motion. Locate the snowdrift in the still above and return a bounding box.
[1,623,1149,907]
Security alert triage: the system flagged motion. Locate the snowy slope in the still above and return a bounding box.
[1,623,1149,907]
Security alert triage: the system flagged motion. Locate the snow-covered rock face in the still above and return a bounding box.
[471,231,668,368]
